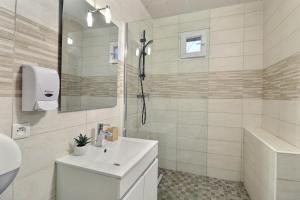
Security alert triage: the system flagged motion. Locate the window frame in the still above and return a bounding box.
[179,29,208,59]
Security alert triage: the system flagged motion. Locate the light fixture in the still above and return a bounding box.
[87,11,93,27]
[67,37,73,45]
[104,6,111,24]
[146,46,151,55]
[136,48,140,57]
[86,5,111,27]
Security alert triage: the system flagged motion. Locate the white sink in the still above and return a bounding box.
[0,134,22,195]
[56,137,158,200]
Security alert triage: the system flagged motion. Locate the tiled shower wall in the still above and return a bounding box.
[0,0,150,199]
[262,0,300,149]
[126,1,264,182]
[261,4,300,197]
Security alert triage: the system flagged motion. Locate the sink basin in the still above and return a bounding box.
[56,137,158,199]
[0,134,22,194]
[56,137,158,178]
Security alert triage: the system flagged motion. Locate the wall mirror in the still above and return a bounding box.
[59,0,118,112]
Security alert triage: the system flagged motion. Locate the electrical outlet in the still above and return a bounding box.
[12,123,30,139]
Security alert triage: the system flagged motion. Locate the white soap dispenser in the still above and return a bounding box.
[22,65,60,111]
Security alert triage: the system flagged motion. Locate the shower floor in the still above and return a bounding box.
[158,168,250,200]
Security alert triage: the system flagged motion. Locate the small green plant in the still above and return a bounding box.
[74,134,91,147]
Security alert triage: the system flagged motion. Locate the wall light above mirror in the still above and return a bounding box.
[59,0,119,112]
[87,5,111,27]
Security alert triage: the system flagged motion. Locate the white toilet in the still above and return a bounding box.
[0,134,22,194]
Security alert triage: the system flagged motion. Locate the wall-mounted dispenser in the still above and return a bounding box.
[22,65,60,111]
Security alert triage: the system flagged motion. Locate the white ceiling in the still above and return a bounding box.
[140,0,260,18]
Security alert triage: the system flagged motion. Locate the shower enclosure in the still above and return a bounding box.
[125,19,210,197]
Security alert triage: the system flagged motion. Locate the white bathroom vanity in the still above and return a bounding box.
[56,137,158,200]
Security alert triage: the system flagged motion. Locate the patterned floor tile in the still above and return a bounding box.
[158,168,250,200]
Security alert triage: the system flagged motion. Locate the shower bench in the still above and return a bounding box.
[243,127,300,200]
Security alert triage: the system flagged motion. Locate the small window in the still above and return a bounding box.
[180,29,208,59]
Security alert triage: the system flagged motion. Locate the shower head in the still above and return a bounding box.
[145,40,153,49]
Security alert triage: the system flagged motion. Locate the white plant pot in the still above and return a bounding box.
[73,145,87,156]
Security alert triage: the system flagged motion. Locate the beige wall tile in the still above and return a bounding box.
[262,115,280,136]
[178,10,210,23]
[152,37,178,51]
[177,137,207,152]
[244,54,263,70]
[153,16,178,27]
[277,121,300,149]
[277,179,300,200]
[16,0,59,31]
[153,25,178,39]
[277,153,300,181]
[207,153,241,171]
[158,145,176,161]
[177,98,207,112]
[177,124,207,139]
[177,150,206,165]
[149,97,178,111]
[178,111,207,125]
[158,159,176,170]
[210,43,243,58]
[208,126,242,142]
[179,19,210,32]
[244,26,263,41]
[243,99,262,114]
[209,56,243,72]
[16,125,86,179]
[14,165,55,200]
[208,140,241,157]
[244,40,263,56]
[177,162,206,176]
[210,14,244,31]
[207,167,241,181]
[245,1,263,13]
[210,29,243,45]
[208,113,242,128]
[0,97,12,136]
[13,98,86,136]
[208,99,242,114]
[279,100,300,125]
[210,4,244,18]
[0,0,15,11]
[178,58,209,73]
[245,11,263,27]
[243,114,262,127]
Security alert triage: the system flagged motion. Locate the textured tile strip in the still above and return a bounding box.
[208,71,243,99]
[243,70,263,99]
[81,76,117,97]
[61,73,81,96]
[14,15,58,96]
[0,7,15,96]
[263,53,300,100]
[137,70,263,99]
[61,73,118,97]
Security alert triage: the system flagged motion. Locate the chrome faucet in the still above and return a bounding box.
[95,123,112,147]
